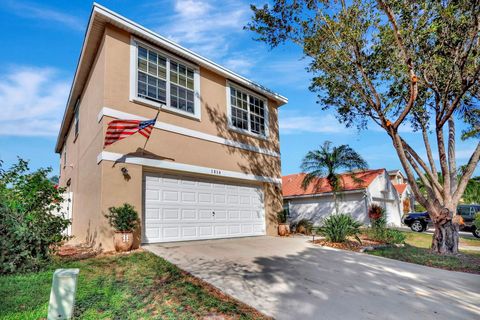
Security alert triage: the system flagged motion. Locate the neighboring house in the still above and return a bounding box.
[388,169,406,185]
[393,183,414,214]
[283,169,403,227]
[56,4,287,250]
[388,169,415,213]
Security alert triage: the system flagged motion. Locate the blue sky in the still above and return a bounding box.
[0,0,478,177]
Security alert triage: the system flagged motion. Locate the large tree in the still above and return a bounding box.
[301,141,368,214]
[247,0,480,254]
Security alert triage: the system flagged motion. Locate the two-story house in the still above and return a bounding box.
[56,4,287,250]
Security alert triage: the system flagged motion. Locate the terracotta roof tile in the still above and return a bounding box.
[282,169,385,198]
[393,183,408,195]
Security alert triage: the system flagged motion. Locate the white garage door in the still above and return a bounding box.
[144,174,265,243]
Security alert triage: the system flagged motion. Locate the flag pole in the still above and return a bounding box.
[141,107,161,156]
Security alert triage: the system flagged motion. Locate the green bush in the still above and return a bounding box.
[277,209,288,224]
[474,212,480,230]
[0,159,70,274]
[317,213,362,243]
[364,228,406,244]
[105,203,139,232]
[292,218,314,234]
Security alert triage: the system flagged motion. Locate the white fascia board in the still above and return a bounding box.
[98,151,281,184]
[92,3,287,105]
[284,189,366,200]
[98,107,280,158]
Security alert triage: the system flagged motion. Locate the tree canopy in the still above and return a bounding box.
[247,0,480,253]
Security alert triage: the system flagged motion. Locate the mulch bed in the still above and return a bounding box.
[56,243,102,261]
[312,235,384,252]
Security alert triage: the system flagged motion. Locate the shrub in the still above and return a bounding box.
[293,219,314,235]
[105,203,139,232]
[317,214,362,243]
[475,212,480,230]
[277,209,288,224]
[364,228,406,244]
[368,204,386,229]
[0,159,70,274]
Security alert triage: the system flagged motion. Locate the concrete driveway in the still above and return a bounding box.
[144,236,480,320]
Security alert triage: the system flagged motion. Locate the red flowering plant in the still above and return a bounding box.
[368,204,386,229]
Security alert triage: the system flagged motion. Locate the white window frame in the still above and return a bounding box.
[63,145,67,169]
[226,80,269,139]
[130,37,201,120]
[73,99,80,139]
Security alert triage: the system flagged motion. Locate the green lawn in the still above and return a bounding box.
[401,231,480,248]
[367,231,480,274]
[0,251,268,320]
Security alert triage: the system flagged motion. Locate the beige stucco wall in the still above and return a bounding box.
[59,34,106,247]
[59,23,283,251]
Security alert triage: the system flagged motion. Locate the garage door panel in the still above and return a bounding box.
[181,191,196,202]
[145,208,159,219]
[145,190,159,200]
[214,194,226,203]
[214,210,227,220]
[162,190,179,202]
[198,193,212,203]
[199,226,213,236]
[181,209,197,220]
[199,209,214,220]
[144,173,266,243]
[163,208,180,220]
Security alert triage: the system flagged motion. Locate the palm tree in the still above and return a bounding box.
[301,141,368,214]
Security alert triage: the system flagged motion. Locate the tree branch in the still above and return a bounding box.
[376,0,418,129]
[421,124,438,176]
[453,141,480,204]
[448,117,458,195]
[436,126,451,203]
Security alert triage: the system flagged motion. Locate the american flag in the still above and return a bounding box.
[104,118,156,147]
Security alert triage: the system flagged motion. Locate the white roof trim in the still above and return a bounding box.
[55,3,287,153]
[93,3,287,104]
[97,107,280,157]
[98,151,281,184]
[284,188,366,200]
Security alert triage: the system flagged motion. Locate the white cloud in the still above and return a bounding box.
[222,57,255,75]
[154,0,249,59]
[0,66,69,136]
[280,112,354,134]
[4,1,83,31]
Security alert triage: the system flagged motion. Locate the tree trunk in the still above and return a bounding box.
[430,208,459,254]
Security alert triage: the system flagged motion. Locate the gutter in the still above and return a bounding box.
[55,3,288,153]
[283,188,366,200]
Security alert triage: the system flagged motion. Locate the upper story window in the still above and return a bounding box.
[228,83,268,138]
[131,39,201,119]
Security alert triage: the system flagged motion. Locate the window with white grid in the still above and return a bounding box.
[135,43,198,116]
[170,61,195,114]
[229,86,267,136]
[137,46,167,103]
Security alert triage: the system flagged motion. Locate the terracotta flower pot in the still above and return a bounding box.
[113,231,134,252]
[278,223,290,236]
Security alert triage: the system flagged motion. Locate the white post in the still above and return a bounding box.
[47,269,80,320]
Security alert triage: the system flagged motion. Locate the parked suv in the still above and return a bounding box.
[402,204,480,238]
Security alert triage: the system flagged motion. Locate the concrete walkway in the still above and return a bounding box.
[144,236,480,320]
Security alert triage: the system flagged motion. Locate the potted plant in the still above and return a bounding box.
[104,203,139,252]
[277,209,290,236]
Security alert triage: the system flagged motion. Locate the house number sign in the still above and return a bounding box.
[210,169,222,175]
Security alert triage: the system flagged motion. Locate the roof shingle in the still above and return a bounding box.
[282,169,385,198]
